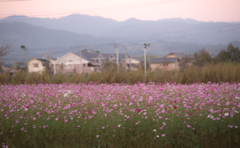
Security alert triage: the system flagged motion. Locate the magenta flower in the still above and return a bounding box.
[160,104,164,108]
[72,103,77,107]
[226,101,230,106]
[163,122,166,126]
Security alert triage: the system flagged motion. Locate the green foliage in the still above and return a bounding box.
[193,48,212,67]
[216,43,240,63]
[0,71,11,84]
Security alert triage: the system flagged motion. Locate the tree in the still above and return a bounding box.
[215,43,240,63]
[20,45,28,66]
[0,39,14,60]
[193,48,212,67]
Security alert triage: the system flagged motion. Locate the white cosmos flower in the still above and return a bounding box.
[118,124,121,127]
[25,108,28,111]
[216,117,220,120]
[224,113,229,116]
[153,129,156,132]
[207,114,214,119]
[235,111,239,113]
[156,135,159,138]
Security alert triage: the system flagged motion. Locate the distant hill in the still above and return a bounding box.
[0,22,96,62]
[1,14,240,45]
[0,15,240,64]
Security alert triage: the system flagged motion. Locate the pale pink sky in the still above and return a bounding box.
[0,0,240,22]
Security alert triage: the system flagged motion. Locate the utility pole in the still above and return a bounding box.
[79,51,83,74]
[20,45,28,67]
[18,49,20,63]
[115,41,119,72]
[26,47,28,67]
[125,47,127,71]
[144,43,150,77]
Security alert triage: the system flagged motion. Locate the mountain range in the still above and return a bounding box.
[0,14,240,64]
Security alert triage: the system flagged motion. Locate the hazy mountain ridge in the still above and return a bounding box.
[2,14,240,45]
[0,14,240,64]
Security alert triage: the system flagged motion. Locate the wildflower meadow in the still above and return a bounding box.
[0,82,240,148]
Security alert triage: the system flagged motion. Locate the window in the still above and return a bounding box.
[33,63,38,68]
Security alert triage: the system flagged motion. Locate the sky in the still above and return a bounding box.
[0,0,240,22]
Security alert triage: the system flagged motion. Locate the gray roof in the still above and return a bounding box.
[75,49,99,65]
[165,52,194,59]
[102,53,128,60]
[101,53,113,59]
[166,52,186,58]
[36,59,49,63]
[150,58,179,63]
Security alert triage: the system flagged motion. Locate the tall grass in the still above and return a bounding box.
[0,62,239,85]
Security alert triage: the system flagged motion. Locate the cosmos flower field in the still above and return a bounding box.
[0,82,240,148]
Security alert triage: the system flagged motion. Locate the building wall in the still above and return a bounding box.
[55,64,99,74]
[56,53,88,65]
[28,59,46,73]
[54,53,100,74]
[131,58,140,64]
[150,62,179,71]
[164,55,178,58]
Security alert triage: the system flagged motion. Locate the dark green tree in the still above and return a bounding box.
[193,48,212,67]
[215,43,240,63]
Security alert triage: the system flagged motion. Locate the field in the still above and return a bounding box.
[0,82,240,148]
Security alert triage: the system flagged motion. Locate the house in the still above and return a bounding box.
[164,52,194,60]
[149,58,180,71]
[130,57,144,70]
[52,49,100,75]
[1,64,19,75]
[96,53,132,69]
[27,58,50,73]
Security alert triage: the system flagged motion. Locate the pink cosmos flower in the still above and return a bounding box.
[163,122,166,126]
[33,117,36,120]
[226,102,230,106]
[96,135,99,138]
[160,104,164,108]
[72,103,77,107]
[162,134,165,137]
[65,119,68,123]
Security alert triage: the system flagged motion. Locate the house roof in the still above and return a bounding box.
[150,58,179,63]
[164,52,194,59]
[28,58,49,63]
[104,53,130,60]
[75,49,100,65]
[36,59,49,63]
